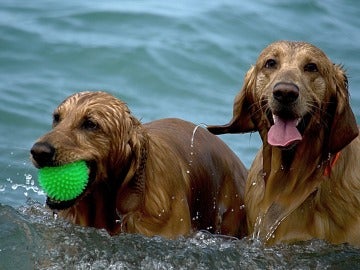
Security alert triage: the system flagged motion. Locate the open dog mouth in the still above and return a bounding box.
[264,104,313,149]
[268,114,302,148]
[45,161,96,210]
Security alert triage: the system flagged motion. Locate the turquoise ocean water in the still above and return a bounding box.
[1,0,360,269]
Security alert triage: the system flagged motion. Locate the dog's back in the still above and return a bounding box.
[144,118,248,237]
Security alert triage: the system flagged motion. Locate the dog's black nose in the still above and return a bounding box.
[30,142,55,167]
[273,82,299,104]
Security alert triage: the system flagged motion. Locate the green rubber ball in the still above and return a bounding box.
[38,160,89,201]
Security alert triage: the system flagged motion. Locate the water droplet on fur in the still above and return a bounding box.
[192,213,200,221]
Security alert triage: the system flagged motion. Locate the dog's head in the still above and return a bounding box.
[31,91,143,209]
[208,41,358,153]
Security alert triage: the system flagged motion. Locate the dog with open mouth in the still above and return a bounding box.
[208,41,360,245]
[31,91,248,238]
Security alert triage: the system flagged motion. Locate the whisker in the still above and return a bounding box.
[304,101,333,129]
[246,97,269,120]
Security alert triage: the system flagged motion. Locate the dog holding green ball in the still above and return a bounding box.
[31,91,248,238]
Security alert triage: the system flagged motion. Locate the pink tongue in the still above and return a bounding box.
[268,117,302,147]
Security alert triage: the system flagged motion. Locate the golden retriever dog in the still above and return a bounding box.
[31,91,248,239]
[208,41,360,245]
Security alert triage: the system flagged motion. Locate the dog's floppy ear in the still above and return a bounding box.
[328,65,358,154]
[207,66,257,135]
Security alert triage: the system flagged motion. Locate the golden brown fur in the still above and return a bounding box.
[208,41,360,245]
[31,91,248,239]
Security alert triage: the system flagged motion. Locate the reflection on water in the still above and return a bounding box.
[1,200,359,270]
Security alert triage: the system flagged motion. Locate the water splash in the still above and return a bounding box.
[188,123,208,169]
[10,173,44,197]
[0,201,354,269]
[252,211,288,243]
[252,215,263,240]
[190,123,208,149]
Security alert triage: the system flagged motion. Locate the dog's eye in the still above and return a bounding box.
[53,113,60,125]
[304,63,318,72]
[82,119,98,131]
[264,59,277,69]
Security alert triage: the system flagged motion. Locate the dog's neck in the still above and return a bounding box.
[130,143,148,194]
[255,129,334,243]
[115,134,149,221]
[114,144,148,233]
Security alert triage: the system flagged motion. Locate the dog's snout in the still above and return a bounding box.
[273,83,299,104]
[30,142,55,167]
